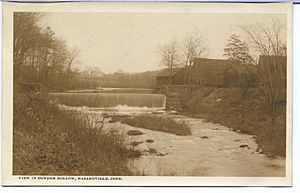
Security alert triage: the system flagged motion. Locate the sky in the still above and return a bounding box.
[41,12,286,73]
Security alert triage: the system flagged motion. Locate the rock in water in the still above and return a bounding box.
[146,139,154,143]
[127,130,143,136]
[239,144,249,148]
[130,141,143,146]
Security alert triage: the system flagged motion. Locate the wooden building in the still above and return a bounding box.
[156,68,185,87]
[156,58,257,88]
[191,58,257,87]
[257,55,287,86]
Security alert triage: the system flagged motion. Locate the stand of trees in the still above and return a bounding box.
[223,20,287,128]
[157,19,287,129]
[223,34,256,103]
[242,21,287,127]
[14,13,79,90]
[158,40,179,85]
[98,71,157,88]
[157,34,207,85]
[180,34,207,84]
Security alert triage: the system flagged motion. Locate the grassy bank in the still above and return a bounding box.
[183,88,286,157]
[120,115,191,136]
[13,93,134,175]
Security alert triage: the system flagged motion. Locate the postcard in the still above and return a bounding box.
[2,2,293,186]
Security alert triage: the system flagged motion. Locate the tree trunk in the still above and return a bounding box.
[169,67,173,85]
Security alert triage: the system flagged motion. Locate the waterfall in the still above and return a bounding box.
[49,93,166,109]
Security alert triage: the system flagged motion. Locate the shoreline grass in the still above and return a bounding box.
[13,93,136,175]
[120,115,191,136]
[184,88,286,157]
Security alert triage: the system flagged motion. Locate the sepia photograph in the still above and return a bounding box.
[2,2,292,186]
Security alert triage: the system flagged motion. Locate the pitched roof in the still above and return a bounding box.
[193,58,241,73]
[194,57,257,74]
[194,58,240,66]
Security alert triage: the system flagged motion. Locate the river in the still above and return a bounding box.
[112,114,285,176]
[50,90,286,176]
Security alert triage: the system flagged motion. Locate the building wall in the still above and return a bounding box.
[223,67,240,87]
[172,70,185,85]
[191,63,224,86]
[257,56,287,86]
[191,59,257,87]
[156,59,257,88]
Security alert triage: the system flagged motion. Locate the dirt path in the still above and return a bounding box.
[107,114,285,176]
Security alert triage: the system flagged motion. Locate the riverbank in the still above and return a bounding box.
[180,87,286,157]
[12,87,286,176]
[109,114,285,176]
[13,93,135,175]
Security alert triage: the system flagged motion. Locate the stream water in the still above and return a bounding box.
[51,90,286,177]
[112,114,285,176]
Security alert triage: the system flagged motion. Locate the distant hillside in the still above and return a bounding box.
[97,71,159,88]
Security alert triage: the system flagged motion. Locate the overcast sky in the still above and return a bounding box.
[41,12,285,73]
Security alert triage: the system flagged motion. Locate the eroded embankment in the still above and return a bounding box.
[163,87,286,157]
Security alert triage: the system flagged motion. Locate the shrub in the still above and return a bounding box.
[13,93,135,175]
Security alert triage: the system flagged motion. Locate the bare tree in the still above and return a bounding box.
[64,47,80,79]
[14,13,81,91]
[180,34,207,84]
[242,20,287,127]
[48,39,68,74]
[20,25,56,84]
[13,13,43,81]
[158,41,179,85]
[241,20,287,56]
[259,57,286,127]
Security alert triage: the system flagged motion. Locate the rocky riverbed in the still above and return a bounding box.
[105,114,285,176]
